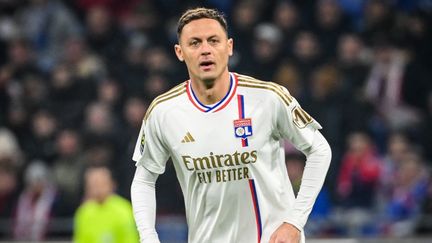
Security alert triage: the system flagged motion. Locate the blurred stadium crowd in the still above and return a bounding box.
[0,0,432,241]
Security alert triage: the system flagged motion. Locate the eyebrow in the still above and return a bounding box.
[188,35,219,41]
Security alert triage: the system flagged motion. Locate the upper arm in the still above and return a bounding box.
[132,111,170,174]
[275,86,322,152]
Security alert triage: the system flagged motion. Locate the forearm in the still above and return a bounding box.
[285,130,332,230]
[131,166,160,243]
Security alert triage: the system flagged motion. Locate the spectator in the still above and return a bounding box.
[0,128,22,219]
[82,101,120,136]
[96,78,123,113]
[364,39,422,130]
[240,23,283,79]
[1,38,40,86]
[379,151,429,237]
[289,31,323,100]
[337,131,382,207]
[0,127,22,167]
[13,161,58,241]
[273,1,301,57]
[0,159,20,219]
[81,101,121,168]
[48,63,96,127]
[0,1,21,46]
[312,0,352,58]
[115,97,148,199]
[120,2,166,44]
[336,33,375,140]
[395,11,432,67]
[23,109,58,163]
[304,65,344,146]
[395,12,432,113]
[15,0,81,71]
[273,62,302,98]
[144,46,180,84]
[335,131,382,236]
[379,131,413,195]
[0,38,39,131]
[362,0,396,44]
[20,74,48,112]
[143,73,171,101]
[336,33,369,97]
[113,33,148,97]
[62,36,106,81]
[229,0,261,70]
[4,103,30,146]
[84,5,126,65]
[73,165,139,243]
[52,129,86,216]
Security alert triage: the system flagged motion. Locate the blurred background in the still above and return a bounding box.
[0,0,431,242]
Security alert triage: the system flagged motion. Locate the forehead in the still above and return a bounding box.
[180,18,227,40]
[86,168,111,181]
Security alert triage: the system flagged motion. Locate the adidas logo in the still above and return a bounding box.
[181,132,195,143]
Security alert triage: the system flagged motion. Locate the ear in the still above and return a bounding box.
[228,38,234,57]
[174,44,184,62]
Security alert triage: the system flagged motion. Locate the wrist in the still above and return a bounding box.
[283,220,303,232]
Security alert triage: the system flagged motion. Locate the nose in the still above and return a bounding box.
[200,41,211,56]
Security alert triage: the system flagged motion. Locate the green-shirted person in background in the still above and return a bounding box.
[73,165,139,243]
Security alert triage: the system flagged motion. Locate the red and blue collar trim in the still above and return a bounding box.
[186,72,238,113]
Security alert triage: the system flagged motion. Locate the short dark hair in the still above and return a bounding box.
[177,7,228,39]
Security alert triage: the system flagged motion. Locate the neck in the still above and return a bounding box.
[190,70,231,105]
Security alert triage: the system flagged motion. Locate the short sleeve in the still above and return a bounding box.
[275,86,322,152]
[132,112,170,174]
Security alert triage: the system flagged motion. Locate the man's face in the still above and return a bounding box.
[85,168,114,203]
[175,18,233,82]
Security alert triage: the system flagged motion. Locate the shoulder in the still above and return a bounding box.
[107,195,132,210]
[75,200,97,218]
[235,73,293,107]
[107,195,134,217]
[109,194,131,206]
[144,81,187,121]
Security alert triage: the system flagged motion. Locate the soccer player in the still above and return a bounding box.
[131,7,331,243]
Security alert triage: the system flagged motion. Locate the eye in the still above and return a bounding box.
[209,38,219,45]
[190,40,200,47]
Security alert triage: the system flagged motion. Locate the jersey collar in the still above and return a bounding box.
[186,72,238,113]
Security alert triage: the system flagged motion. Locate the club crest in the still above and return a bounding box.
[233,118,253,138]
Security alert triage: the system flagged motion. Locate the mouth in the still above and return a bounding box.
[199,61,215,71]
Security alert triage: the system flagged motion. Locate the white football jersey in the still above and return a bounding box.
[133,72,322,243]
